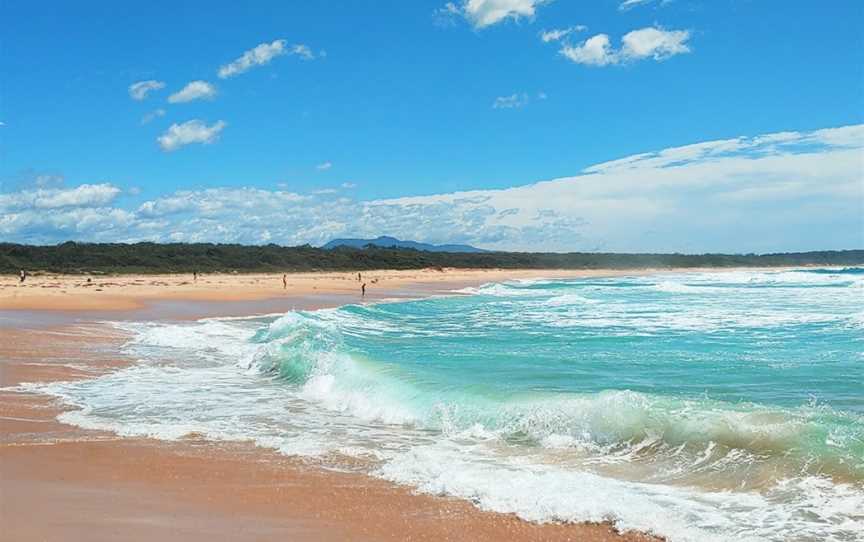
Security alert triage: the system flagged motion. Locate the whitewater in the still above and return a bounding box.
[22,268,864,541]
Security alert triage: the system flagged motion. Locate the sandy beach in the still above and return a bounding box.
[0,268,648,312]
[0,269,661,542]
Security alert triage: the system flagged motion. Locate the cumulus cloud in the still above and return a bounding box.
[168,81,217,103]
[157,120,226,152]
[218,39,317,79]
[621,27,690,60]
[441,0,549,29]
[560,34,617,66]
[128,80,165,100]
[3,125,861,252]
[0,183,121,211]
[559,26,690,66]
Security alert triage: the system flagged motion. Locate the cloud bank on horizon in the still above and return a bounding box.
[2,124,861,253]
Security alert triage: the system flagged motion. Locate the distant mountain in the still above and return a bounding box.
[322,236,488,253]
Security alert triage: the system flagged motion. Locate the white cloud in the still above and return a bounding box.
[316,162,333,171]
[291,44,315,60]
[129,80,165,100]
[218,40,317,79]
[434,2,462,26]
[440,1,461,15]
[492,93,530,109]
[4,125,861,252]
[0,206,138,244]
[168,81,217,104]
[341,182,357,189]
[141,108,166,125]
[443,0,549,29]
[560,34,617,66]
[621,27,690,60]
[157,120,226,152]
[807,124,864,147]
[559,26,691,66]
[219,40,287,78]
[619,0,672,11]
[540,25,586,43]
[370,127,862,251]
[0,183,121,211]
[619,0,651,9]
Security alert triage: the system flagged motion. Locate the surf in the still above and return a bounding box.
[20,268,864,541]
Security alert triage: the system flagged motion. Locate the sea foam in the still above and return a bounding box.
[20,267,864,542]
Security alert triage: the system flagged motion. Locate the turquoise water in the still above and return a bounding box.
[23,268,864,541]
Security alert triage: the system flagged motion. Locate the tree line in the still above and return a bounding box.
[0,242,861,274]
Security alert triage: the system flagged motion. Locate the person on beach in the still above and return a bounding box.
[193,270,198,282]
[282,273,287,290]
[19,269,26,283]
[358,272,362,282]
[361,282,366,297]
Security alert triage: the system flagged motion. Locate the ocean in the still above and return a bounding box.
[26,268,864,541]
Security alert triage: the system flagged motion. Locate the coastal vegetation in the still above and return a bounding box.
[0,242,861,274]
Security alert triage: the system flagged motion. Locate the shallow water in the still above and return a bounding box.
[24,268,864,541]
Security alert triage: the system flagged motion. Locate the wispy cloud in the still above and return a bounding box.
[218,39,317,79]
[141,108,166,125]
[156,120,227,152]
[559,26,691,66]
[291,44,315,60]
[168,81,217,103]
[492,93,530,109]
[128,80,165,100]
[316,162,333,171]
[219,40,287,78]
[619,0,673,11]
[434,1,462,26]
[540,26,587,43]
[4,125,860,252]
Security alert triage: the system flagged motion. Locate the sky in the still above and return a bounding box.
[1,0,862,252]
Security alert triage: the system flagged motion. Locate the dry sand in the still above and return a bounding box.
[0,270,663,541]
[0,268,647,311]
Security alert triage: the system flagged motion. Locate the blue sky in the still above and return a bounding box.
[1,0,862,251]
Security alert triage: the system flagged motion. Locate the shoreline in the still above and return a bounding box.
[0,267,657,314]
[0,265,811,314]
[1,268,665,541]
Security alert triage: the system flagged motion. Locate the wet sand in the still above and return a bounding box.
[0,270,662,541]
